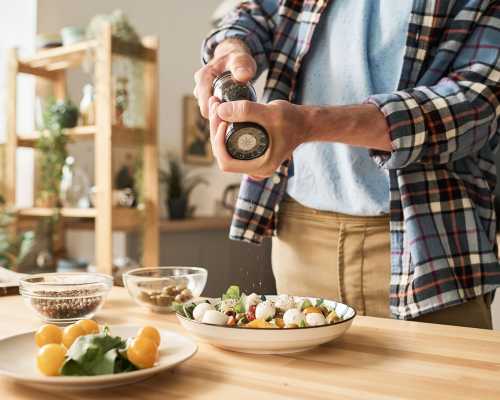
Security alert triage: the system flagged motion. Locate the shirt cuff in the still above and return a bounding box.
[365,92,426,170]
[201,26,267,79]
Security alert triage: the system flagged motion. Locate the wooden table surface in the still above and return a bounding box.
[1,288,500,400]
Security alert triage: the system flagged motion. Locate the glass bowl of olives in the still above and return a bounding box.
[123,267,207,313]
[19,273,113,324]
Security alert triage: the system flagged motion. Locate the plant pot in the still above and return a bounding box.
[168,198,188,220]
[36,191,59,208]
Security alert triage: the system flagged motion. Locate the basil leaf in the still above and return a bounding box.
[222,285,240,300]
[61,331,126,376]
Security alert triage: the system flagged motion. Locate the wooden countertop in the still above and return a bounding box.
[1,288,500,399]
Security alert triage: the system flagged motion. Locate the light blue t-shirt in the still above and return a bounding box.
[287,0,412,215]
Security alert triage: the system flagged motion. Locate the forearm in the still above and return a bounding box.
[301,104,392,152]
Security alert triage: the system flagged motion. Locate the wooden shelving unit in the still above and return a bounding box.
[4,24,160,273]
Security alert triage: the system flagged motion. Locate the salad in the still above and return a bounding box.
[34,320,161,376]
[177,286,344,329]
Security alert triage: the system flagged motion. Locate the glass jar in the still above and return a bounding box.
[212,71,269,160]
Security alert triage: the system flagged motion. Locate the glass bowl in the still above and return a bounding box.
[123,267,207,313]
[19,273,113,325]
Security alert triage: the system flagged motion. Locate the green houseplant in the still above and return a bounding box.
[0,196,35,271]
[36,98,78,207]
[160,159,207,220]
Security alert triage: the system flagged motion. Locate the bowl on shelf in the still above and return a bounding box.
[19,273,113,325]
[123,267,207,313]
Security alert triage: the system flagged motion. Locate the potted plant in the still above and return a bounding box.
[35,98,78,207]
[0,197,36,271]
[160,159,207,220]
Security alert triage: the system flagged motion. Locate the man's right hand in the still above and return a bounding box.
[194,39,257,118]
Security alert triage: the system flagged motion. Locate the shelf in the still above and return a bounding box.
[18,40,98,75]
[17,207,97,218]
[63,216,231,233]
[17,125,145,147]
[17,37,156,77]
[159,217,231,233]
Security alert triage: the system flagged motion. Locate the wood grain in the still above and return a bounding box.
[94,23,114,274]
[0,287,499,399]
[141,35,160,268]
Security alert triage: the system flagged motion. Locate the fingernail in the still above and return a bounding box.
[209,102,218,118]
[235,67,251,77]
[217,102,233,118]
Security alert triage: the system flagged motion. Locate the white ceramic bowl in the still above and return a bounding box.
[0,325,197,391]
[177,296,356,354]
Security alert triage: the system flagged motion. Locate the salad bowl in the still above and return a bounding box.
[177,293,356,354]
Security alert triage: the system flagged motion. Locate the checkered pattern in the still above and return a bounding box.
[202,0,500,319]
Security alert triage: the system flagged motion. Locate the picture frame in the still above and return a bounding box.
[182,95,213,165]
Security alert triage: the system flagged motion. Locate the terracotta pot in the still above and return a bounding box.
[36,191,59,208]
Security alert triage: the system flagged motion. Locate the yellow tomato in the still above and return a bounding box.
[303,306,323,315]
[35,324,63,348]
[137,326,161,347]
[127,336,158,369]
[76,319,99,334]
[36,344,66,376]
[62,324,86,349]
[245,319,274,329]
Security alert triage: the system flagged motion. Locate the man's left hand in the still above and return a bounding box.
[208,97,307,180]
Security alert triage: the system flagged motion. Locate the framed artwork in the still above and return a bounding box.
[182,95,214,165]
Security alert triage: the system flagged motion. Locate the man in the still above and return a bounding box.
[194,0,500,328]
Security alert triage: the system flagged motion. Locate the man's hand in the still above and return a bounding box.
[194,39,257,118]
[208,98,307,180]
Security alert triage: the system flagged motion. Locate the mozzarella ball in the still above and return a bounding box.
[255,301,276,321]
[201,310,229,326]
[275,294,296,312]
[245,293,261,311]
[305,312,327,327]
[193,303,215,322]
[283,308,306,326]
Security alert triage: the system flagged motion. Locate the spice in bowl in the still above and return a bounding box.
[30,288,105,320]
[19,273,113,324]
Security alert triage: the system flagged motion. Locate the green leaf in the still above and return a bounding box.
[301,299,313,310]
[222,285,240,300]
[315,298,324,307]
[299,320,307,328]
[114,349,138,373]
[60,359,87,376]
[61,331,126,376]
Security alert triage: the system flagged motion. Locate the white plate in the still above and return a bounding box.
[0,325,197,390]
[177,296,356,354]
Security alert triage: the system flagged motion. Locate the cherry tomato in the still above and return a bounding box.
[36,344,66,376]
[137,326,161,347]
[35,324,63,348]
[127,336,158,369]
[62,324,86,349]
[76,319,99,334]
[246,305,256,321]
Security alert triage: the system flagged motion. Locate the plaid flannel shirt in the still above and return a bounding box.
[203,0,500,319]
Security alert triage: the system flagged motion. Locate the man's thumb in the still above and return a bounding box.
[228,53,256,82]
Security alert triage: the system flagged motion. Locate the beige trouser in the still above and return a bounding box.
[272,197,493,329]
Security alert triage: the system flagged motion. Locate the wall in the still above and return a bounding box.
[0,0,37,207]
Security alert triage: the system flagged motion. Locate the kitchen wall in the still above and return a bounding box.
[0,0,38,207]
